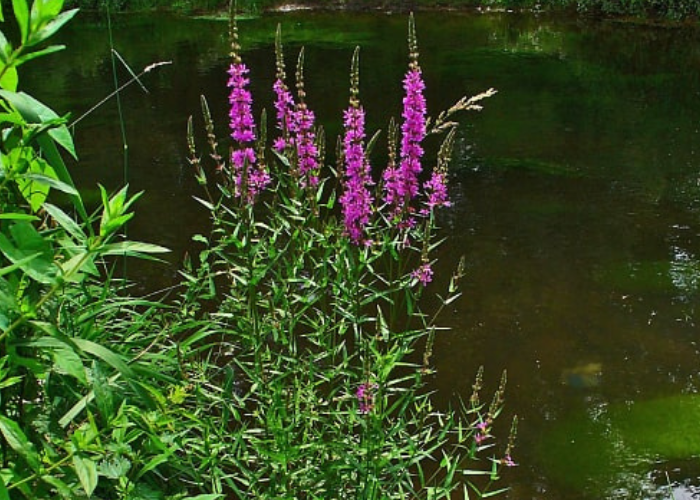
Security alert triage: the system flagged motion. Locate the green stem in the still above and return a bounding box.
[7,451,73,491]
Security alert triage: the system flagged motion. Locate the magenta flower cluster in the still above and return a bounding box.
[293,105,320,186]
[474,421,490,445]
[356,382,378,415]
[272,77,319,187]
[340,103,374,245]
[273,78,295,153]
[383,67,427,222]
[411,262,434,286]
[422,170,451,214]
[228,62,270,201]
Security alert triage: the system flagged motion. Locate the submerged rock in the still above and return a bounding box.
[561,362,603,389]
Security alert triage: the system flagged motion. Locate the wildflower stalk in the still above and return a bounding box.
[273,24,295,155]
[383,12,426,226]
[294,48,321,190]
[339,47,373,245]
[227,6,269,202]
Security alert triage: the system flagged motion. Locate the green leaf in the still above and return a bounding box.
[98,456,131,479]
[36,133,86,220]
[73,455,98,497]
[0,66,17,92]
[0,90,77,158]
[0,477,8,500]
[101,241,170,256]
[40,476,73,499]
[16,157,55,211]
[0,221,56,284]
[26,336,87,385]
[0,213,39,221]
[14,44,65,66]
[0,415,41,472]
[183,495,225,500]
[71,338,134,379]
[0,251,41,278]
[26,9,78,47]
[43,203,85,242]
[24,172,78,195]
[58,251,97,282]
[11,0,29,44]
[0,31,10,64]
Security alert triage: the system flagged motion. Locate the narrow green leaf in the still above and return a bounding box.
[23,172,77,195]
[40,476,73,499]
[73,455,98,497]
[0,213,39,221]
[14,44,64,66]
[0,251,41,278]
[11,0,29,44]
[0,415,41,472]
[71,338,134,379]
[0,477,8,500]
[101,241,170,256]
[0,65,17,92]
[36,133,86,219]
[26,336,87,385]
[26,9,78,47]
[43,203,85,242]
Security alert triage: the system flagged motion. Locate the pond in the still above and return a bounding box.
[24,9,700,499]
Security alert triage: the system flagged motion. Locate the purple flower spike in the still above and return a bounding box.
[356,382,378,415]
[340,48,374,245]
[273,78,296,152]
[383,16,426,225]
[294,105,320,186]
[228,62,270,201]
[227,16,270,202]
[228,63,256,145]
[422,170,451,214]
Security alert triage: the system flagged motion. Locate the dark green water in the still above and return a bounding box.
[24,10,700,499]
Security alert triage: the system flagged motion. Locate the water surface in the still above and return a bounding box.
[24,11,700,499]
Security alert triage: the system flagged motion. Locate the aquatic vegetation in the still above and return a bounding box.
[539,394,700,496]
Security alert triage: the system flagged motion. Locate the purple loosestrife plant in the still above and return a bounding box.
[340,48,374,245]
[383,13,426,226]
[228,15,270,202]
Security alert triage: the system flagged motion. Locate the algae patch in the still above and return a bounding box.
[538,394,700,496]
